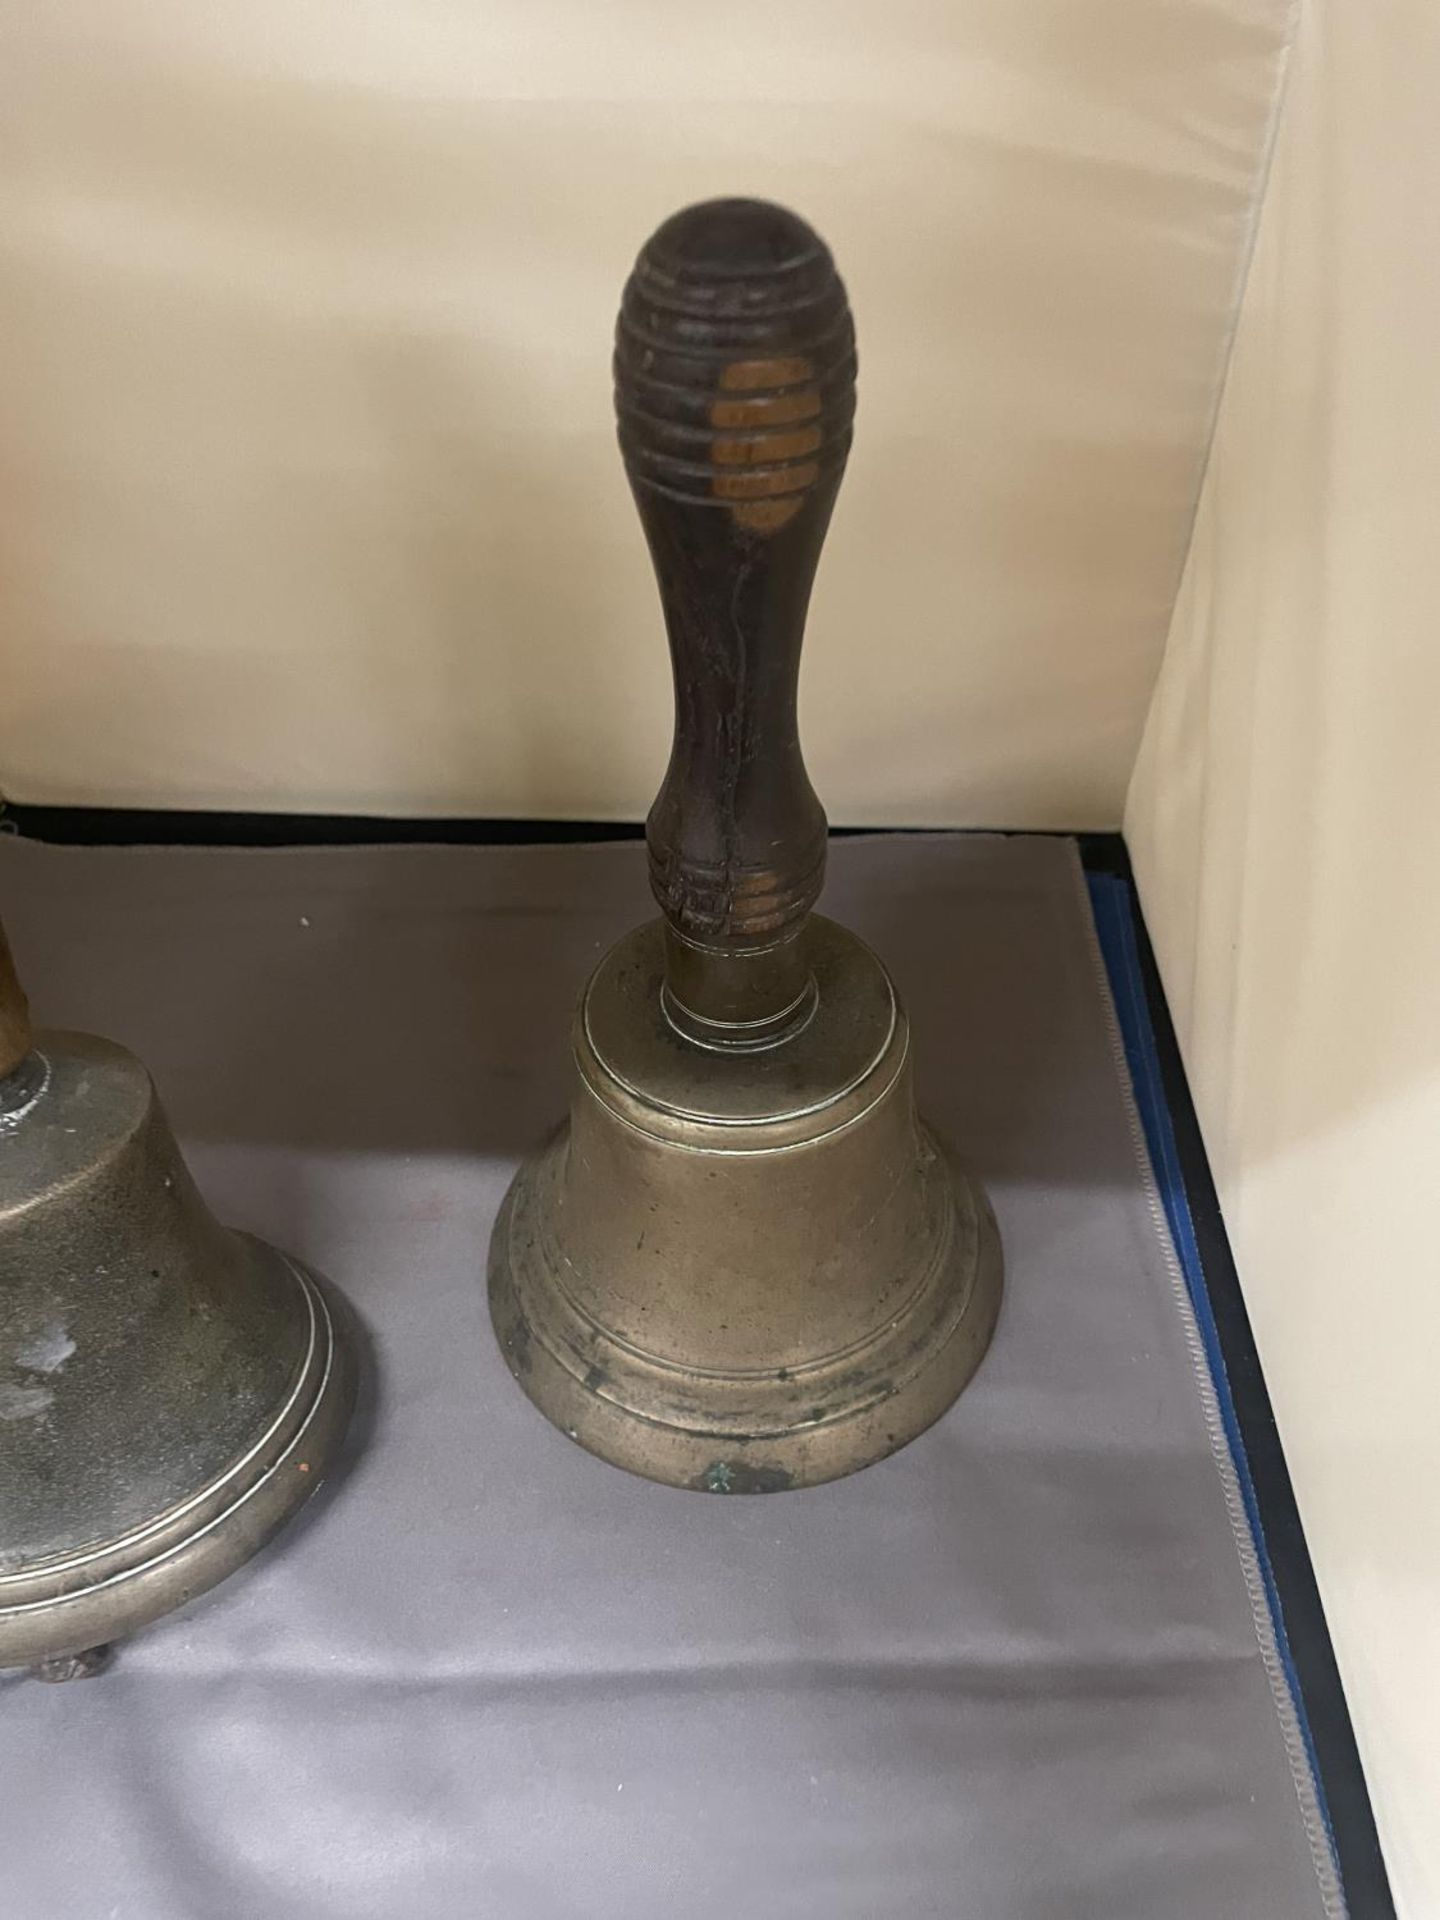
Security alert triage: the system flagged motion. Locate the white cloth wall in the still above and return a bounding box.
[0,1,1290,825]
[1126,3,1440,1911]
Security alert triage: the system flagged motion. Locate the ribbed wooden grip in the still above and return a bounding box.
[0,921,33,1079]
[615,199,856,954]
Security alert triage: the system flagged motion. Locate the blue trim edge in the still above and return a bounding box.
[1086,871,1339,1872]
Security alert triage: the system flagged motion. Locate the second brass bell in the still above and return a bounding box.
[489,199,1002,1492]
[0,922,355,1672]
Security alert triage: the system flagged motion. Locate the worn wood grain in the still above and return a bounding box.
[0,921,33,1077]
[614,199,856,955]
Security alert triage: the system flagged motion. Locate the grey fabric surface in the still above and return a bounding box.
[0,832,1338,1920]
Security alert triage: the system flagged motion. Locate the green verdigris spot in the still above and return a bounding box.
[696,1459,794,1495]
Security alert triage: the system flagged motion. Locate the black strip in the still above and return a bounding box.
[0,807,1142,856]
[0,803,1391,1912]
[0,804,644,847]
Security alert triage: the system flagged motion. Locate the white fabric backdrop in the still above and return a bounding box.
[1126,2,1440,1911]
[0,0,1291,824]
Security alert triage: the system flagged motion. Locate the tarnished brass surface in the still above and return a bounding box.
[490,921,1001,1491]
[0,1030,355,1668]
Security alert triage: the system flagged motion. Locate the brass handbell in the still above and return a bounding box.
[0,918,356,1677]
[489,198,1002,1492]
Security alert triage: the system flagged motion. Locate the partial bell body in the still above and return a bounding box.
[489,200,1001,1491]
[0,924,355,1671]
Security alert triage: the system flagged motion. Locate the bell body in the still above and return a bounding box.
[0,1032,354,1667]
[489,919,1001,1491]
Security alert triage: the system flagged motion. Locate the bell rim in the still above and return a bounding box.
[0,1249,357,1668]
[489,1129,1003,1493]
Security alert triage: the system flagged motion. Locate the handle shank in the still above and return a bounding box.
[0,921,33,1080]
[614,199,856,1043]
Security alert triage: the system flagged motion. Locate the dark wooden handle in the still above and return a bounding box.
[0,920,33,1079]
[615,199,855,1037]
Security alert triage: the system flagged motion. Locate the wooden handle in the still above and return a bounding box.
[0,920,33,1079]
[615,198,856,1038]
